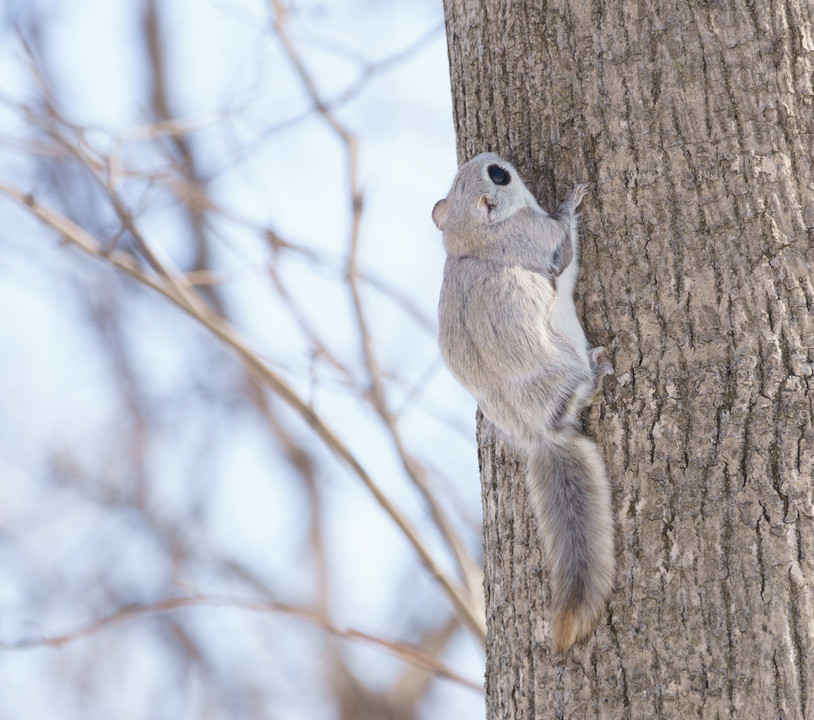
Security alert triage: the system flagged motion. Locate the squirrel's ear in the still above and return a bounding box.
[432,199,449,230]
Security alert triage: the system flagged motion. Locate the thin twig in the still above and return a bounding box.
[0,594,483,695]
[267,0,484,613]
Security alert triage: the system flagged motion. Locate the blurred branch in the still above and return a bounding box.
[268,0,484,614]
[247,22,443,140]
[143,0,226,320]
[0,594,483,695]
[1,86,438,339]
[0,179,486,642]
[392,617,462,707]
[311,23,444,109]
[1,5,478,716]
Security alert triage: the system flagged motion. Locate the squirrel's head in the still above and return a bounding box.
[432,153,541,243]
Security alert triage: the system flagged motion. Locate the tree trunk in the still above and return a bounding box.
[442,0,814,717]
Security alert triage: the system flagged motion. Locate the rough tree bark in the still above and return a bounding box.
[441,1,814,717]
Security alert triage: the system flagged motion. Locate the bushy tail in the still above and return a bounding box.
[526,434,615,652]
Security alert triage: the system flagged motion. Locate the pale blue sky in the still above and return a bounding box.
[0,1,485,718]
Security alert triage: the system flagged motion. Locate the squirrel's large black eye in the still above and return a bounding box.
[487,164,511,186]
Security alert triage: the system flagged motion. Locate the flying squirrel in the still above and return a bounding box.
[433,153,615,651]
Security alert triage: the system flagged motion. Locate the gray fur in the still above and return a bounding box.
[434,152,615,651]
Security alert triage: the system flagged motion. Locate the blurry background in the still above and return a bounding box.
[0,0,485,718]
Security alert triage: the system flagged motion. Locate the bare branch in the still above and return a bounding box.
[0,595,484,695]
[267,0,483,612]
